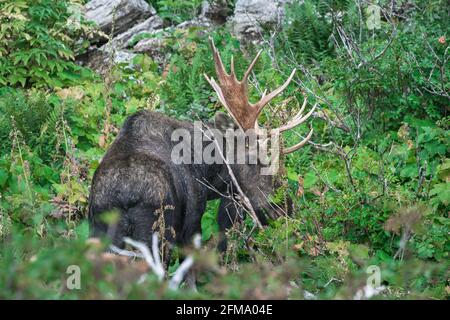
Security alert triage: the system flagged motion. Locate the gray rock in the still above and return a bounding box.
[132,17,215,66]
[176,17,213,30]
[84,0,155,36]
[78,46,136,75]
[200,0,232,24]
[111,15,164,49]
[134,37,164,54]
[113,50,137,65]
[232,0,290,40]
[133,37,166,65]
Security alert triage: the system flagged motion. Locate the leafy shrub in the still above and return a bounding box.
[0,0,448,300]
[152,0,204,25]
[0,0,94,88]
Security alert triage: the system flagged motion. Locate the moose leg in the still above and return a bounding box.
[127,203,158,246]
[217,197,243,252]
[129,199,180,268]
[185,269,198,292]
[179,184,207,244]
[178,188,207,290]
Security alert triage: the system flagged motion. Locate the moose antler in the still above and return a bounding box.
[204,37,316,154]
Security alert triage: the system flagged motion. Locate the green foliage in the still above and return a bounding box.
[0,88,51,154]
[201,200,220,242]
[279,0,335,63]
[0,0,94,88]
[160,28,243,120]
[153,0,203,24]
[0,0,448,299]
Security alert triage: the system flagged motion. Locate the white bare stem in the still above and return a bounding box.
[168,234,200,290]
[168,256,194,290]
[151,233,163,271]
[124,236,165,281]
[122,233,200,291]
[109,244,144,259]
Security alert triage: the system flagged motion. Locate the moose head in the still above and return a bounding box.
[204,38,317,224]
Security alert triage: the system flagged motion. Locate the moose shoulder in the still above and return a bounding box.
[88,38,316,257]
[89,110,234,249]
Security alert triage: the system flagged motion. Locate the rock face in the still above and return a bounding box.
[78,0,290,73]
[232,0,290,40]
[78,47,136,75]
[79,1,162,74]
[133,37,166,65]
[110,15,164,49]
[132,18,213,66]
[84,0,155,36]
[200,0,232,24]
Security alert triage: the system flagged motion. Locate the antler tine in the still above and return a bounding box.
[278,102,317,133]
[204,75,226,107]
[230,55,236,78]
[209,37,228,81]
[243,49,263,81]
[282,127,314,154]
[254,69,296,113]
[206,39,302,132]
[205,39,316,154]
[261,89,268,99]
[203,74,241,126]
[292,96,308,120]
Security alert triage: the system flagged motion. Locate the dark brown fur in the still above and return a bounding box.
[88,110,284,256]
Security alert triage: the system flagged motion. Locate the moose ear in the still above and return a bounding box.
[214,112,238,132]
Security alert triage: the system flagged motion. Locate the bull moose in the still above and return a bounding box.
[88,38,316,265]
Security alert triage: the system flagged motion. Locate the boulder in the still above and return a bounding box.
[134,37,164,53]
[84,0,156,36]
[133,18,213,66]
[176,17,213,30]
[232,0,290,40]
[200,0,232,24]
[111,15,164,49]
[133,37,166,65]
[77,14,163,74]
[78,46,136,75]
